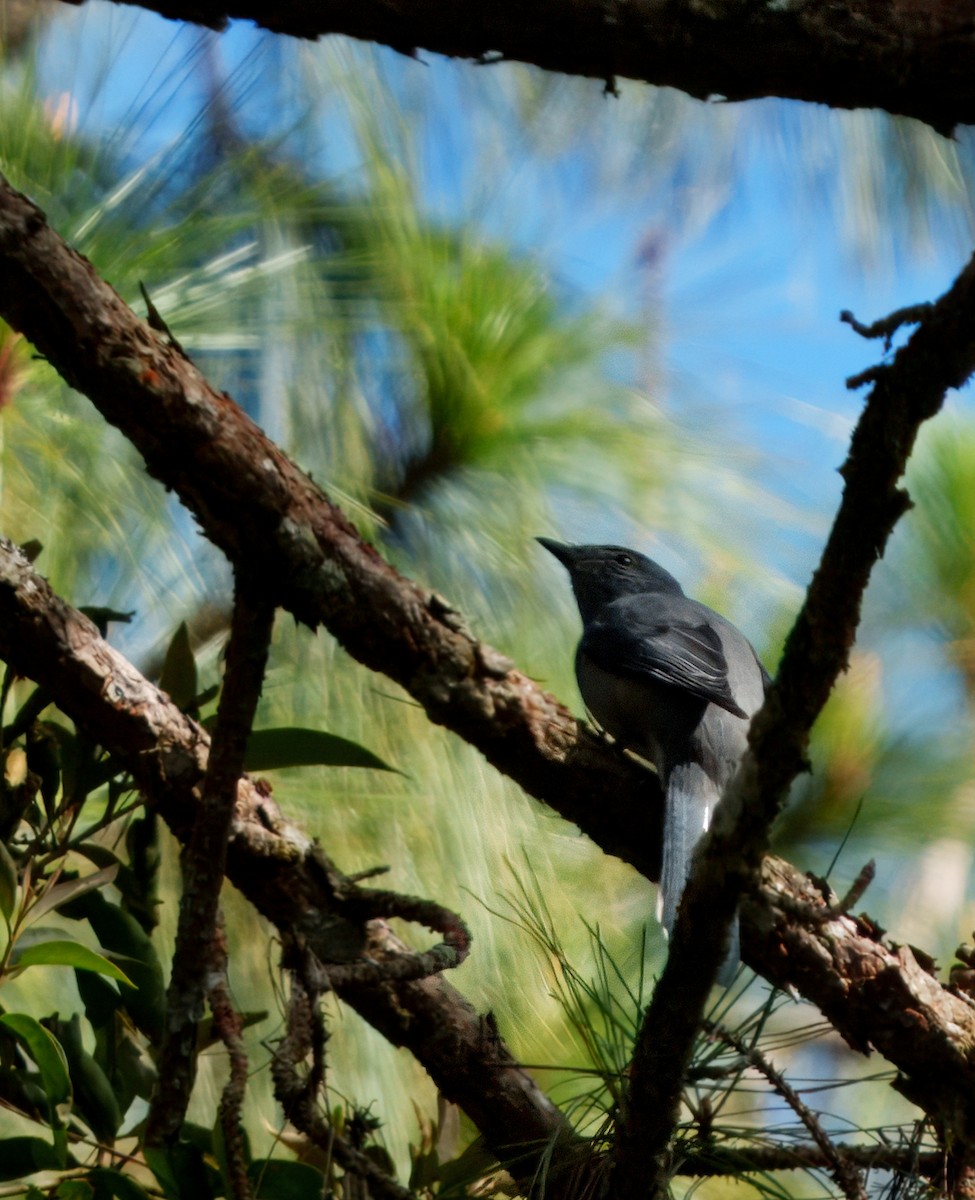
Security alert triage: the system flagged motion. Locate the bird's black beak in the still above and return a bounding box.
[536,537,576,568]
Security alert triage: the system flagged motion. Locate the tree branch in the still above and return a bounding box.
[5,171,975,1182]
[0,168,662,887]
[146,576,274,1145]
[60,0,975,134]
[612,254,975,1197]
[680,1142,942,1179]
[0,537,575,1191]
[1,538,975,1192]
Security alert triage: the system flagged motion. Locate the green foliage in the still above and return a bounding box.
[9,939,132,985]
[902,415,975,676]
[0,625,410,1194]
[1,8,973,1198]
[159,622,198,713]
[242,726,399,773]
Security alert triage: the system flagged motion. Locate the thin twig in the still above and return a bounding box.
[704,1020,867,1200]
[210,918,253,1200]
[678,1141,942,1177]
[611,255,975,1199]
[840,304,932,348]
[777,860,875,925]
[271,951,418,1200]
[146,577,275,1144]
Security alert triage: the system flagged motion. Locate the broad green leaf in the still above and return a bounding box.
[24,866,119,927]
[250,1159,328,1200]
[55,1015,123,1143]
[145,1142,217,1200]
[0,1013,71,1127]
[0,839,18,922]
[437,1134,499,1193]
[73,844,120,871]
[56,893,165,1040]
[0,1135,64,1181]
[75,969,121,1030]
[12,939,134,986]
[55,1180,93,1199]
[244,727,397,773]
[4,746,27,787]
[88,1167,154,1200]
[159,622,197,711]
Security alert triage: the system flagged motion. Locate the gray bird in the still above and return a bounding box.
[538,539,769,974]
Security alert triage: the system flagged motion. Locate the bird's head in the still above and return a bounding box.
[536,538,684,620]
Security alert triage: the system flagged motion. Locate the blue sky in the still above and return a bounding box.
[38,2,974,531]
[34,2,975,740]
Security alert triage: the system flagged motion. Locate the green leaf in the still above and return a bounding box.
[11,939,134,986]
[59,893,165,1041]
[0,839,18,922]
[0,1013,71,1129]
[75,969,121,1030]
[159,622,198,711]
[244,727,398,773]
[249,1159,328,1200]
[145,1142,216,1200]
[24,865,119,927]
[55,1015,123,1143]
[87,1167,154,1200]
[0,1135,64,1181]
[55,1180,93,1199]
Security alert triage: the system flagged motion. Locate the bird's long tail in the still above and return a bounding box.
[658,761,739,986]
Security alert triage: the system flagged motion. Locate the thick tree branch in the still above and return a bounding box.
[5,172,975,1180]
[614,255,975,1196]
[0,169,662,886]
[62,0,975,134]
[1,539,975,1192]
[0,537,574,1190]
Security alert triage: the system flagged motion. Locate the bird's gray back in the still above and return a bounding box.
[575,591,765,785]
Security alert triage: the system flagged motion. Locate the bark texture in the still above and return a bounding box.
[0,538,573,1186]
[612,256,975,1195]
[60,0,975,133]
[0,170,661,883]
[0,536,972,1183]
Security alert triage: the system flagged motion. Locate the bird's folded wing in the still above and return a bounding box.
[581,607,748,719]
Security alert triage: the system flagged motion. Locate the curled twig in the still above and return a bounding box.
[271,958,416,1200]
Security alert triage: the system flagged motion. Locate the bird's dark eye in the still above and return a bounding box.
[614,553,633,567]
